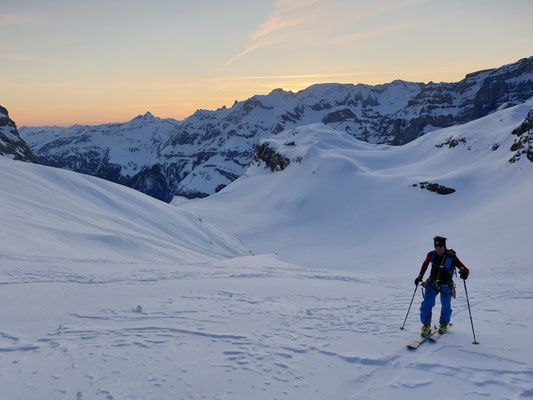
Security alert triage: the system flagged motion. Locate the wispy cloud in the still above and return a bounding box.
[221,0,315,68]
[220,71,398,81]
[221,0,428,69]
[326,23,416,45]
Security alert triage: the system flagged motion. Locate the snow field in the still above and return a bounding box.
[1,254,532,399]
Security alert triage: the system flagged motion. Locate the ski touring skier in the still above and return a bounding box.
[415,236,470,337]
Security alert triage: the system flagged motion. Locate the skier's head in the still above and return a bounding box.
[433,236,447,254]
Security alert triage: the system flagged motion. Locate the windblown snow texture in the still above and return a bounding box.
[20,56,533,201]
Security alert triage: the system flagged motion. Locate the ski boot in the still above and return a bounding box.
[438,324,448,334]
[421,325,431,337]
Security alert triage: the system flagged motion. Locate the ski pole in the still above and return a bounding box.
[463,279,479,344]
[400,284,418,330]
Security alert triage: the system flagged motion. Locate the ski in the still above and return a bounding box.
[406,328,438,350]
[428,323,453,342]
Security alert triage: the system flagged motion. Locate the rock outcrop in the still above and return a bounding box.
[0,105,35,162]
[509,108,533,163]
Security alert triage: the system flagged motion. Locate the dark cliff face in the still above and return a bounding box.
[509,108,533,163]
[383,57,533,145]
[0,105,35,162]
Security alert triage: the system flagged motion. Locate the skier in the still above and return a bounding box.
[414,236,470,337]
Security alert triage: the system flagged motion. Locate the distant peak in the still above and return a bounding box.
[269,88,295,95]
[133,111,156,121]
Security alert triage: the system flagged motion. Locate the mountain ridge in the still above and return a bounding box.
[19,56,533,201]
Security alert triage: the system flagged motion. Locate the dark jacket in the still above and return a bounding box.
[418,249,469,283]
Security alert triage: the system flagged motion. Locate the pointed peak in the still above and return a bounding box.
[132,111,156,121]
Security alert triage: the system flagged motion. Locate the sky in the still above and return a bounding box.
[1,0,532,127]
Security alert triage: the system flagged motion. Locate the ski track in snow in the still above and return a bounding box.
[1,256,532,400]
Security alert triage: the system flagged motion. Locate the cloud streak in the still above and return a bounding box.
[326,23,416,45]
[221,0,427,68]
[221,0,315,68]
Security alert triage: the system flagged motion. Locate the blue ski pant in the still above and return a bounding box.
[420,282,453,326]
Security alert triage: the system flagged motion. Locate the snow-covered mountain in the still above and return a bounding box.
[19,112,180,200]
[176,99,533,271]
[0,157,249,263]
[0,105,34,162]
[20,56,533,201]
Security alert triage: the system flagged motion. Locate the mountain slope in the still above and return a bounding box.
[20,56,533,201]
[0,158,249,263]
[175,99,533,271]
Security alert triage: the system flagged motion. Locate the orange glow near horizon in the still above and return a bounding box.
[5,63,504,127]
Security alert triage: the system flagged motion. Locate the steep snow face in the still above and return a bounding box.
[21,57,533,201]
[176,99,533,271]
[0,105,34,162]
[0,158,249,263]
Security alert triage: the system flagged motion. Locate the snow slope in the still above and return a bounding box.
[176,99,533,273]
[0,158,249,263]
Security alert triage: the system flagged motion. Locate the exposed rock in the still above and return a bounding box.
[253,142,290,172]
[413,181,456,195]
[435,136,468,149]
[509,108,533,163]
[0,105,35,162]
[322,108,360,124]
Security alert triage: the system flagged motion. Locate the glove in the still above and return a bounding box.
[414,276,422,286]
[459,269,469,280]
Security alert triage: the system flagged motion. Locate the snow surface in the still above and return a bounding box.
[2,100,533,399]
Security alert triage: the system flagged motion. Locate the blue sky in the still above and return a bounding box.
[1,0,532,126]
